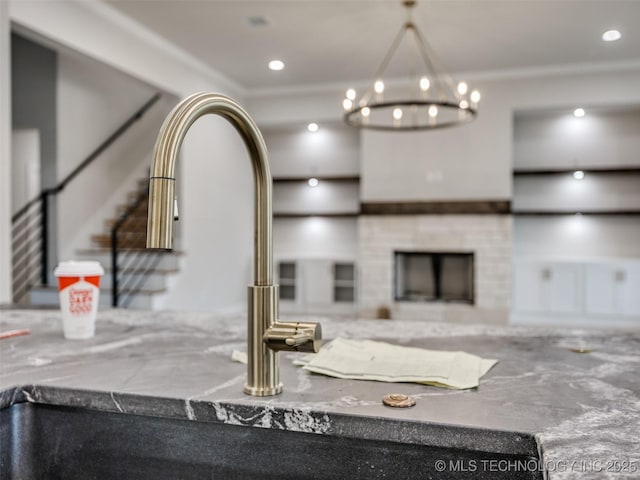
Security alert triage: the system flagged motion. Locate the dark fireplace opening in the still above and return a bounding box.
[394,251,474,304]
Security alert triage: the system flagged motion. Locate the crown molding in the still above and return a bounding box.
[247,60,640,99]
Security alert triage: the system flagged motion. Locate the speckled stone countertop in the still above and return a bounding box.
[1,309,639,479]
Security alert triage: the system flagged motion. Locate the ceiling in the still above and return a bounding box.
[103,0,640,91]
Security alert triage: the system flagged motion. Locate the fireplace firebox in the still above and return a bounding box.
[394,251,474,304]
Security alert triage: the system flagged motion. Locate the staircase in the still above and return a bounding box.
[29,179,181,309]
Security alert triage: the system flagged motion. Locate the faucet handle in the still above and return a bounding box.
[285,331,312,347]
[264,321,322,353]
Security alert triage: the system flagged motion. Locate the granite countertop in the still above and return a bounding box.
[1,309,639,479]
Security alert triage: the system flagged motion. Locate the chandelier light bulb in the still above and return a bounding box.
[374,80,385,94]
[346,88,356,101]
[573,108,585,118]
[470,90,481,103]
[428,105,438,118]
[308,178,319,187]
[393,108,403,120]
[573,170,585,180]
[457,81,468,96]
[361,107,371,117]
[420,76,430,91]
[343,98,353,111]
[459,100,469,109]
[307,123,319,132]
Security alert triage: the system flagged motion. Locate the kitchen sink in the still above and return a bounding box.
[1,401,542,479]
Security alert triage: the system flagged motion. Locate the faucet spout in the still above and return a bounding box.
[146,92,321,396]
[147,92,272,285]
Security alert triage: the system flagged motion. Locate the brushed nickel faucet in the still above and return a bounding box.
[146,92,321,396]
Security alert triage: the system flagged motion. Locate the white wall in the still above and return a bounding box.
[514,108,640,170]
[11,130,39,215]
[274,182,359,215]
[514,215,640,259]
[56,51,157,181]
[154,116,254,312]
[9,0,253,313]
[361,116,511,201]
[264,124,359,177]
[274,217,358,260]
[0,0,11,303]
[249,88,346,127]
[513,174,640,212]
[56,51,172,261]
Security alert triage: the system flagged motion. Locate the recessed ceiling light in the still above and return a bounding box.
[308,178,319,187]
[268,60,284,71]
[602,30,622,42]
[307,123,319,133]
[573,170,585,180]
[573,108,585,118]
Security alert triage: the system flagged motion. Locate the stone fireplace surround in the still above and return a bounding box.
[358,215,512,324]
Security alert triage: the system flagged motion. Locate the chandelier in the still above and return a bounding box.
[342,0,480,131]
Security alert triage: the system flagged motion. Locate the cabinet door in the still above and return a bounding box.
[618,267,640,316]
[513,262,547,313]
[302,260,333,306]
[585,264,616,316]
[514,262,583,314]
[548,263,583,314]
[585,264,640,317]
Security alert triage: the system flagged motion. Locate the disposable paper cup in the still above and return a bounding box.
[54,261,104,339]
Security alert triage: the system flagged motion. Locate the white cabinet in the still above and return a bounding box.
[586,263,640,317]
[514,258,640,322]
[302,260,334,307]
[514,261,583,315]
[547,263,584,314]
[277,258,357,313]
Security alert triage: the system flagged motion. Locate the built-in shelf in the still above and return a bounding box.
[513,167,640,176]
[277,261,296,301]
[514,211,640,216]
[361,201,511,215]
[333,262,356,303]
[274,212,359,218]
[273,176,360,183]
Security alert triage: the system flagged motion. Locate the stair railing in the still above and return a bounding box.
[110,188,165,308]
[10,92,162,303]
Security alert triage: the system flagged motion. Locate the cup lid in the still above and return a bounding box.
[54,261,104,277]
